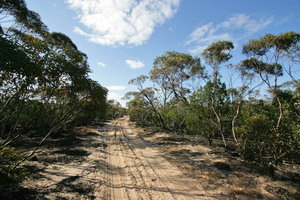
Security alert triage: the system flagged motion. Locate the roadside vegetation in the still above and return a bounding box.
[0,0,113,189]
[126,32,300,175]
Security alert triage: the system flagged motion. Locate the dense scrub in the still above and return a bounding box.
[0,0,109,187]
[126,33,300,173]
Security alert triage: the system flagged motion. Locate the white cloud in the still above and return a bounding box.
[218,13,250,30]
[189,45,207,55]
[186,22,213,45]
[126,60,145,69]
[74,26,89,37]
[106,86,127,91]
[186,13,273,54]
[97,62,106,67]
[276,15,291,25]
[107,91,127,107]
[66,0,180,46]
[108,91,119,100]
[243,16,274,36]
[107,91,123,102]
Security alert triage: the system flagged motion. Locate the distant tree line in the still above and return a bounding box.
[0,0,111,186]
[126,32,300,172]
[106,100,127,120]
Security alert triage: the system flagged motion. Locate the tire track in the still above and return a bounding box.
[120,123,202,199]
[118,127,154,199]
[119,125,176,199]
[107,121,128,200]
[105,117,210,200]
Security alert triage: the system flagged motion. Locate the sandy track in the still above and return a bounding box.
[102,117,209,200]
[15,117,298,199]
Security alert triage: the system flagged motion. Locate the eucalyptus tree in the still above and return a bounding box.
[150,51,204,105]
[0,0,48,123]
[128,75,166,128]
[75,79,108,124]
[201,41,234,147]
[0,1,110,184]
[149,51,204,131]
[241,31,300,128]
[0,0,48,36]
[228,68,257,145]
[0,0,106,146]
[126,91,158,126]
[186,79,228,145]
[0,0,49,146]
[106,100,126,120]
[1,30,93,147]
[234,32,300,170]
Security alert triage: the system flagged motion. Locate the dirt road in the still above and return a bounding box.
[13,117,298,199]
[101,117,207,200]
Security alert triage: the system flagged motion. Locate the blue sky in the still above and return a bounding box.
[26,0,300,106]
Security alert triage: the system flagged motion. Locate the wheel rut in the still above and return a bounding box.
[104,117,209,200]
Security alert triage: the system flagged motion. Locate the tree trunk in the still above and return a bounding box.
[211,94,227,147]
[256,64,283,129]
[232,99,241,146]
[275,95,283,129]
[142,90,166,129]
[211,72,227,148]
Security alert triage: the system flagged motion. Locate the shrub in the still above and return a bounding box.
[236,114,300,173]
[0,146,28,189]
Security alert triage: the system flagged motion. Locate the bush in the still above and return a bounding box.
[161,103,186,132]
[0,146,28,189]
[236,114,300,170]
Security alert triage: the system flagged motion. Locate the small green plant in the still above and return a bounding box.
[0,146,28,189]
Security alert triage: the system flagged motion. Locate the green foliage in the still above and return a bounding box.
[0,0,48,36]
[0,0,108,186]
[128,76,166,128]
[126,92,159,126]
[242,31,300,56]
[106,100,127,120]
[239,58,283,76]
[185,80,229,145]
[0,146,28,189]
[128,107,157,126]
[237,114,272,162]
[241,31,299,104]
[1,0,109,134]
[201,40,234,66]
[185,102,216,145]
[73,80,108,125]
[150,51,204,104]
[235,32,300,169]
[126,32,300,171]
[236,114,300,167]
[161,101,186,132]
